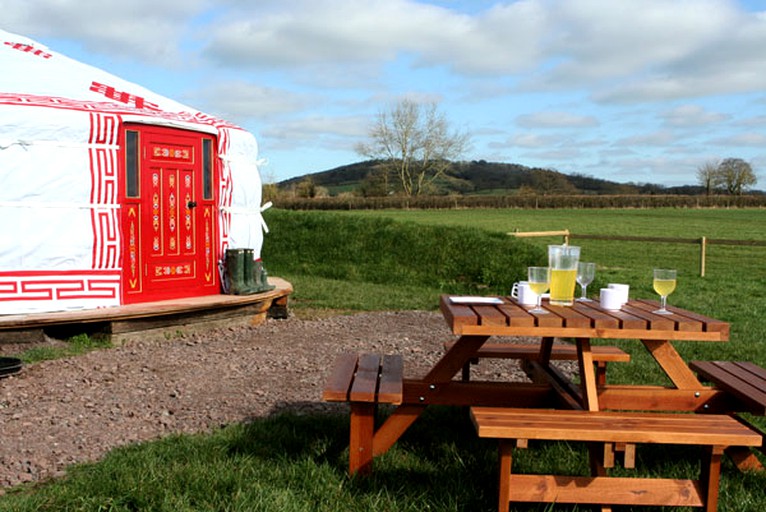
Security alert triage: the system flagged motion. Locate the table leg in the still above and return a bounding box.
[538,336,554,365]
[349,402,375,475]
[369,335,491,464]
[424,335,490,381]
[641,340,705,389]
[577,338,599,411]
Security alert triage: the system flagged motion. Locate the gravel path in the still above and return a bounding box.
[0,311,567,491]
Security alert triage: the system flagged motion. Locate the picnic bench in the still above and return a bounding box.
[322,297,737,478]
[322,352,404,475]
[443,340,630,384]
[690,360,766,471]
[471,407,763,512]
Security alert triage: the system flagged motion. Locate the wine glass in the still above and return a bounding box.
[576,262,596,302]
[527,266,550,314]
[652,268,677,314]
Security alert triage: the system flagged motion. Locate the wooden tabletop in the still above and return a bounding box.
[440,295,729,342]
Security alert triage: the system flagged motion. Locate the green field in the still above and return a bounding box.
[2,207,765,512]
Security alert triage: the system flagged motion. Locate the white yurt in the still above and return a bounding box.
[0,29,267,314]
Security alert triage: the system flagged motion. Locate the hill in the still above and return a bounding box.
[277,160,706,196]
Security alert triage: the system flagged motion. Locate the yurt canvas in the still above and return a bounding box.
[0,29,266,314]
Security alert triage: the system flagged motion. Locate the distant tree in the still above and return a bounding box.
[696,160,719,196]
[294,177,317,198]
[355,99,470,196]
[715,158,757,195]
[358,167,391,197]
[531,169,577,195]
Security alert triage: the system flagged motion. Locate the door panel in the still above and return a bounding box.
[121,125,218,303]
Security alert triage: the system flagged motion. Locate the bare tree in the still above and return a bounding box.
[355,99,470,196]
[715,157,757,195]
[696,160,719,196]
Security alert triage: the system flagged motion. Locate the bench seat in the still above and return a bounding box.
[322,352,404,475]
[690,360,766,415]
[444,341,630,384]
[690,360,766,471]
[471,407,762,512]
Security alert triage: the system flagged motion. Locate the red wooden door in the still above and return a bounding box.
[120,125,218,303]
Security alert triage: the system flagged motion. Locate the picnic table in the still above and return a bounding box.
[441,295,731,413]
[325,295,731,472]
[323,295,763,510]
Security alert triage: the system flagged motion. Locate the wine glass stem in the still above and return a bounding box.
[582,285,587,299]
[660,295,667,311]
[537,296,542,309]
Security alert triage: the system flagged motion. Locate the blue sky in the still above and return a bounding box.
[3,0,765,187]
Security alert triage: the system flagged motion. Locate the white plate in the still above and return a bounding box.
[449,296,504,305]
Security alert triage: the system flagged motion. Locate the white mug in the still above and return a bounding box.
[512,281,538,306]
[607,283,630,305]
[600,288,622,310]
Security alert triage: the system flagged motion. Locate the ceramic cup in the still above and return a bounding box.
[511,281,538,306]
[600,288,622,310]
[607,283,630,305]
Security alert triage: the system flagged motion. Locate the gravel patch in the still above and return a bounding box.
[0,310,572,490]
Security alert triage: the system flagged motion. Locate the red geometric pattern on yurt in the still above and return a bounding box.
[89,112,121,270]
[217,127,233,256]
[0,271,120,302]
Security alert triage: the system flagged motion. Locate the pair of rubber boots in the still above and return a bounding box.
[224,248,275,295]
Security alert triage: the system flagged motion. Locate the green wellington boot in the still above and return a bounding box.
[224,248,248,295]
[254,258,275,292]
[242,248,257,294]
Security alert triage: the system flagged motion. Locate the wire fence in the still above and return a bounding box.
[508,229,766,277]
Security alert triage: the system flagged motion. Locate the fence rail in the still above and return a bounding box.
[507,229,766,277]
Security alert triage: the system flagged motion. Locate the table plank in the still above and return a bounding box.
[473,305,508,327]
[635,300,730,335]
[439,295,729,339]
[571,302,620,329]
[620,304,676,331]
[547,304,592,328]
[440,300,479,330]
[497,302,536,327]
[628,301,702,332]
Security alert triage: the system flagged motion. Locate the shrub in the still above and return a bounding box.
[261,209,543,295]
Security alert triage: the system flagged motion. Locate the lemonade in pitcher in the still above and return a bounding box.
[548,245,580,306]
[550,269,577,304]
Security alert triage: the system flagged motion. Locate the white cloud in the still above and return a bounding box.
[262,115,368,143]
[506,133,561,148]
[202,0,547,75]
[0,0,207,65]
[660,105,729,127]
[516,111,599,129]
[193,81,313,121]
[708,133,766,147]
[538,0,766,102]
[614,130,677,147]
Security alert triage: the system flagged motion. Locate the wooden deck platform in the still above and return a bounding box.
[0,277,292,345]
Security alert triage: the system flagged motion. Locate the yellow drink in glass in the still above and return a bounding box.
[550,269,577,306]
[653,278,676,297]
[528,282,549,295]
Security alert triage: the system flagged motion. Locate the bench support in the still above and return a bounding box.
[473,408,762,512]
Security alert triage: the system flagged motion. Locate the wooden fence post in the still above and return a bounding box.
[700,236,707,277]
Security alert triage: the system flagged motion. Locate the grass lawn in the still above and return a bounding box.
[2,207,765,511]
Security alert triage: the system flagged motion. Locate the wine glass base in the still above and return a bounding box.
[652,309,672,315]
[576,297,593,302]
[529,307,548,314]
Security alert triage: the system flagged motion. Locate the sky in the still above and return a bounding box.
[2,0,765,187]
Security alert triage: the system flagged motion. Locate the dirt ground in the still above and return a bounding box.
[0,310,563,491]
